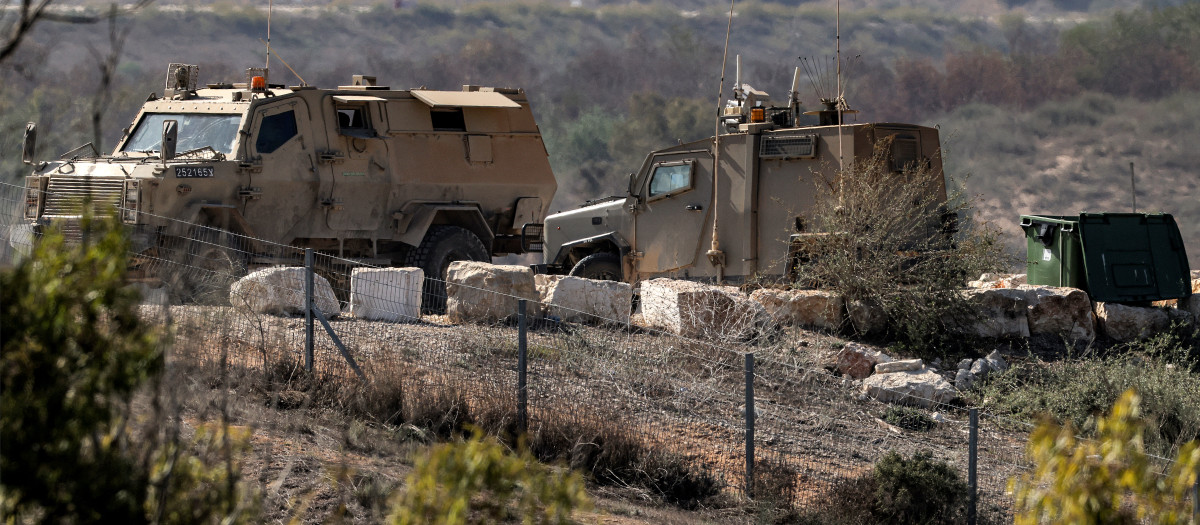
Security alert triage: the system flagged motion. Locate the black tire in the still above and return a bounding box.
[162,230,247,305]
[568,252,622,281]
[406,225,490,314]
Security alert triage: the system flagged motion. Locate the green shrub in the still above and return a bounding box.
[979,335,1200,457]
[0,215,260,522]
[388,429,590,525]
[1011,389,1200,524]
[884,405,937,431]
[792,450,968,524]
[872,451,968,524]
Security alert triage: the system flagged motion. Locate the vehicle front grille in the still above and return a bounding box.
[43,176,125,217]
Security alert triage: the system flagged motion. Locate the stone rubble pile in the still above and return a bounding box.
[953,350,1008,391]
[834,343,891,380]
[860,357,958,409]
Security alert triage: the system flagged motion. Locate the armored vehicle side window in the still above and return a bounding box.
[337,106,367,130]
[891,134,920,172]
[648,162,693,197]
[431,108,466,131]
[255,110,298,154]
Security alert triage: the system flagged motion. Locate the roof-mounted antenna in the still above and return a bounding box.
[707,0,737,281]
[266,0,274,75]
[789,65,802,125]
[259,39,308,86]
[264,0,272,81]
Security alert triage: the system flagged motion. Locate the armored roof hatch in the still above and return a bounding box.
[410,90,520,109]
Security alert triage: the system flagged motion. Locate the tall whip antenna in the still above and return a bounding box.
[836,0,846,206]
[707,0,737,281]
[265,0,273,72]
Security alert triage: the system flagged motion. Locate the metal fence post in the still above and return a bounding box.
[745,352,755,500]
[304,248,314,373]
[968,408,978,525]
[517,299,528,435]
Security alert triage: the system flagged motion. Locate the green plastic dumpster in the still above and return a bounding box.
[1020,213,1191,303]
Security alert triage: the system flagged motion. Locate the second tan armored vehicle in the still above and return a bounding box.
[22,64,556,302]
[542,85,948,284]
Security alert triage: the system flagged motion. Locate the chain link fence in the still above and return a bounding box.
[7,179,1193,522]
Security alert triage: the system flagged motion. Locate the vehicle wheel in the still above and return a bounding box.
[568,252,622,281]
[162,231,247,305]
[405,225,489,314]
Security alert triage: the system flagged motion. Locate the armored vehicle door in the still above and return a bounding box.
[321,96,391,231]
[634,152,713,273]
[243,100,318,242]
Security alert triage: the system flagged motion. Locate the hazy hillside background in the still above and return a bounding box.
[3,0,1198,265]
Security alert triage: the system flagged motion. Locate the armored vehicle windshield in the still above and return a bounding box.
[121,113,242,155]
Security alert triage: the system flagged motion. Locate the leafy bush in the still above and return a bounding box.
[0,215,260,522]
[884,405,937,431]
[790,136,1006,354]
[1010,389,1200,524]
[388,430,590,525]
[872,450,969,524]
[793,450,968,524]
[979,332,1200,457]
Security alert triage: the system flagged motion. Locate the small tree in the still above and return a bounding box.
[1010,389,1200,525]
[791,136,1005,351]
[0,214,259,523]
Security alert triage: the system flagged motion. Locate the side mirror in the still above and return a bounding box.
[626,172,637,197]
[21,122,36,165]
[161,119,178,162]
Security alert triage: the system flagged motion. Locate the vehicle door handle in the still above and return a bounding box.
[686,204,703,211]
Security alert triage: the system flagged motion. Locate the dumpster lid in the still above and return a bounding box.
[1077,213,1192,303]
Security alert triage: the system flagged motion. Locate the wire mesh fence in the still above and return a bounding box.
[4,179,1193,522]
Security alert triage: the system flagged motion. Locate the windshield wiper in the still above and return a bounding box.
[175,146,225,161]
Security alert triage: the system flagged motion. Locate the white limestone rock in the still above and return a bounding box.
[543,276,633,325]
[862,369,958,408]
[875,359,923,374]
[534,274,566,304]
[1019,285,1096,341]
[957,288,1030,338]
[750,288,845,331]
[349,267,423,322]
[640,278,766,340]
[445,262,539,323]
[954,368,977,391]
[1095,302,1170,342]
[968,273,1026,289]
[969,358,990,380]
[230,266,340,317]
[984,350,1008,373]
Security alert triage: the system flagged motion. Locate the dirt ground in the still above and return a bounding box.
[151,304,1027,523]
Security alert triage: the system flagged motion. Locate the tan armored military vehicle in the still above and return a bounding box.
[542,82,947,284]
[21,64,556,301]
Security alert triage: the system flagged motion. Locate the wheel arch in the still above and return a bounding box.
[395,204,494,254]
[551,233,628,269]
